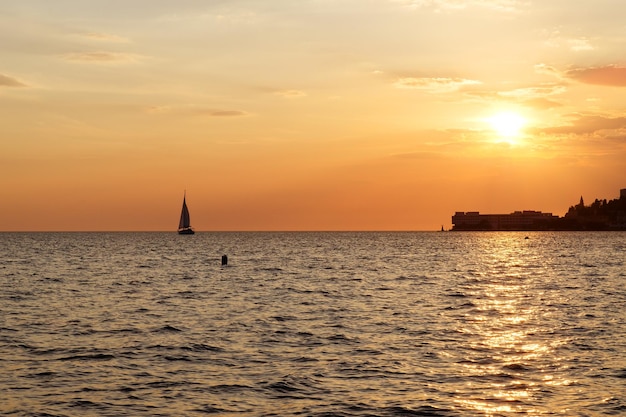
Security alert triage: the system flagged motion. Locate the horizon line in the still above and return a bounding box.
[0,229,446,233]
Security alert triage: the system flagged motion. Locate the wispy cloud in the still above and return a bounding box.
[0,73,26,87]
[535,63,626,87]
[83,32,130,43]
[145,106,172,114]
[565,65,626,87]
[146,105,248,118]
[529,113,626,156]
[466,83,565,109]
[498,85,566,108]
[274,90,307,98]
[522,98,563,110]
[568,38,594,52]
[395,0,525,12]
[497,84,567,99]
[63,51,145,63]
[157,8,259,25]
[540,113,626,136]
[543,30,594,52]
[534,63,561,77]
[208,110,248,117]
[394,77,481,93]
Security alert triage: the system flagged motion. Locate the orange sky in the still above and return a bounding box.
[1,1,625,231]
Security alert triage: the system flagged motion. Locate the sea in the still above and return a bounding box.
[1,231,625,416]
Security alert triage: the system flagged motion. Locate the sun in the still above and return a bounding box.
[488,112,527,142]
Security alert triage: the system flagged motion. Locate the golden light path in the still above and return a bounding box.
[452,234,570,415]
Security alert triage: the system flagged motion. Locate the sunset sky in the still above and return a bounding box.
[2,0,626,231]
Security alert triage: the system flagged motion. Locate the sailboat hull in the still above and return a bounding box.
[178,228,195,235]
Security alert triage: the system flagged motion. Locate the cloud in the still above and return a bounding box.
[208,110,248,117]
[0,73,26,87]
[535,63,626,87]
[497,84,566,108]
[394,0,525,12]
[145,106,248,117]
[274,90,307,98]
[534,63,561,77]
[523,98,563,110]
[497,84,567,99]
[63,51,144,63]
[83,32,130,43]
[389,151,445,160]
[543,30,594,52]
[394,77,481,93]
[565,65,626,87]
[463,81,566,109]
[568,38,594,52]
[540,113,626,135]
[145,106,172,113]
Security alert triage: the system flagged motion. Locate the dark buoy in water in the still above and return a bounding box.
[221,254,228,266]
[525,236,529,239]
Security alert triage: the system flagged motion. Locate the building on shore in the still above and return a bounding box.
[451,210,559,231]
[451,188,626,231]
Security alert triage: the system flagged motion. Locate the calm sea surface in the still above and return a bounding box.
[1,232,625,416]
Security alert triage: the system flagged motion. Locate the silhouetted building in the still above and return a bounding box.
[452,210,558,231]
[451,188,626,231]
[563,188,626,230]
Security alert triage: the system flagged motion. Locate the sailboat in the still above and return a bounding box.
[177,192,195,234]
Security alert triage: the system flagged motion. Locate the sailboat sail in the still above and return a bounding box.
[177,193,194,234]
[179,198,190,229]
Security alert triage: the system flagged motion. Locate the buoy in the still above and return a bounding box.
[221,254,228,266]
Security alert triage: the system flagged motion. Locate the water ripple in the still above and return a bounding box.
[0,231,624,416]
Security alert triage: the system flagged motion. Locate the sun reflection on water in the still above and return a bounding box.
[451,233,572,415]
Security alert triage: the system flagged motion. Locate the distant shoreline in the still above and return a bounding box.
[451,189,626,231]
[2,230,626,234]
